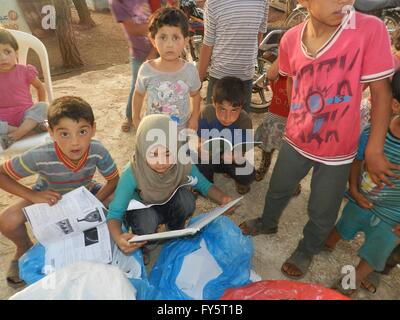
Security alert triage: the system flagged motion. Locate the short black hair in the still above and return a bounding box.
[212,77,246,108]
[0,28,19,51]
[149,7,189,39]
[48,96,95,129]
[392,71,400,103]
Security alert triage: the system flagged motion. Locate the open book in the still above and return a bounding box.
[127,176,198,211]
[128,196,243,242]
[23,187,112,272]
[202,137,261,157]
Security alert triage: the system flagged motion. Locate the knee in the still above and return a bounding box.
[0,208,23,234]
[176,189,196,217]
[126,209,158,235]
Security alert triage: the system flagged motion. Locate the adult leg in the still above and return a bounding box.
[123,57,144,132]
[0,199,34,284]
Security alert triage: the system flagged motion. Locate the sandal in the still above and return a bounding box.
[6,260,24,286]
[236,182,251,195]
[121,119,132,133]
[239,217,278,236]
[360,272,380,294]
[281,249,313,280]
[331,277,357,297]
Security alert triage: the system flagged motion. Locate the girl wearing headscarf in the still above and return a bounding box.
[107,114,232,261]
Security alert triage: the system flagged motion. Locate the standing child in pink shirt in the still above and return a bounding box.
[240,0,399,281]
[0,29,47,149]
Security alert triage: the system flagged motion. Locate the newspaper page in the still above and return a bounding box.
[23,187,112,272]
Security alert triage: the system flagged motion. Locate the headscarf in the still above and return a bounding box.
[131,114,191,204]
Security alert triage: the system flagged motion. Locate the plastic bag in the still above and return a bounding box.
[220,280,351,300]
[10,261,136,300]
[148,215,253,300]
[18,242,152,299]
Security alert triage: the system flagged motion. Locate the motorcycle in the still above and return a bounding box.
[180,0,204,62]
[284,0,400,33]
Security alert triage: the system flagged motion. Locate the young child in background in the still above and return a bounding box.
[0,96,119,285]
[107,114,232,264]
[254,58,301,196]
[196,76,256,195]
[0,28,47,149]
[240,0,397,280]
[325,71,400,296]
[132,7,201,131]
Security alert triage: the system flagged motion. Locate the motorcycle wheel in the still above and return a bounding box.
[382,10,400,34]
[284,7,308,28]
[250,84,272,113]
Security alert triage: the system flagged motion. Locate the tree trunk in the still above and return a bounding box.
[72,0,96,27]
[53,0,84,68]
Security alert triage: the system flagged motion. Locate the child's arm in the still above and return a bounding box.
[94,175,119,204]
[31,78,46,102]
[348,160,373,209]
[132,90,145,130]
[198,44,213,82]
[207,185,232,206]
[0,166,61,205]
[366,79,400,187]
[267,59,279,82]
[107,219,145,254]
[187,90,201,132]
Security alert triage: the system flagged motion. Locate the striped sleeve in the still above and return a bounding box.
[2,151,38,180]
[94,142,119,180]
[360,18,394,83]
[259,1,269,34]
[203,0,216,46]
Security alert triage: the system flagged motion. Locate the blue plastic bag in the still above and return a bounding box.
[18,242,152,299]
[148,215,253,300]
[19,243,46,285]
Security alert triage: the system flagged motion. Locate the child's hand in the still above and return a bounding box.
[350,189,373,209]
[219,195,233,206]
[117,233,146,254]
[365,152,400,188]
[392,225,400,237]
[29,190,62,206]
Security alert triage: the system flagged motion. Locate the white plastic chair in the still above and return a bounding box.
[1,29,53,156]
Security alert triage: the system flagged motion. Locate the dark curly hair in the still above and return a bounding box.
[148,7,189,39]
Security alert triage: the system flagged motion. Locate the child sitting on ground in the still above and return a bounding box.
[0,28,48,149]
[132,7,201,132]
[325,71,400,296]
[196,76,256,195]
[107,114,233,264]
[0,96,119,285]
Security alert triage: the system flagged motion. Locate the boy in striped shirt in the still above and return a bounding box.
[326,71,400,296]
[0,96,119,285]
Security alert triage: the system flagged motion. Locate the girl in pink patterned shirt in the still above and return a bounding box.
[0,29,47,149]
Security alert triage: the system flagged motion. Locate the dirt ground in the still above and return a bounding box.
[1,7,399,300]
